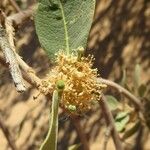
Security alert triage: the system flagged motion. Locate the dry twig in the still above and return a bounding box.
[8,0,21,12]
[0,6,39,91]
[103,126,111,150]
[100,95,124,150]
[7,5,35,27]
[16,54,41,88]
[97,78,142,111]
[70,116,89,150]
[0,55,41,88]
[0,11,26,92]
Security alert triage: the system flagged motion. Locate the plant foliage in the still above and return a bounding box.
[35,0,95,58]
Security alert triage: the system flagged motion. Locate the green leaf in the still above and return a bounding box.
[138,84,147,97]
[35,0,95,59]
[115,111,129,121]
[105,95,119,111]
[40,90,60,150]
[115,111,130,132]
[68,143,81,150]
[133,64,141,89]
[122,121,140,140]
[115,114,129,132]
[115,122,124,132]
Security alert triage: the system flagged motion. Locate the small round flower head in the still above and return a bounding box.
[40,51,106,114]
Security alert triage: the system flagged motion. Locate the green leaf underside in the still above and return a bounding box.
[40,90,60,150]
[115,112,129,121]
[35,0,95,58]
[115,116,129,132]
[115,111,129,132]
[105,95,119,111]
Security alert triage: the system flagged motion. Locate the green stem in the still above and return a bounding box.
[40,90,61,150]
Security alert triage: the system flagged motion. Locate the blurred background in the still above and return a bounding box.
[0,0,150,149]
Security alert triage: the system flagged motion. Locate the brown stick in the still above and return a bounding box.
[0,7,39,91]
[8,0,21,12]
[16,54,41,87]
[0,114,18,150]
[0,24,26,92]
[70,116,90,150]
[97,78,142,111]
[103,126,111,150]
[7,5,36,27]
[100,95,124,150]
[0,55,41,88]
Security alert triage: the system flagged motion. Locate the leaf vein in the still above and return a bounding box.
[59,0,70,55]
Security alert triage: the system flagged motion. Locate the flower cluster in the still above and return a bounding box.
[40,51,106,114]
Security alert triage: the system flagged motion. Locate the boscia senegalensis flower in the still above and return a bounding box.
[40,51,106,114]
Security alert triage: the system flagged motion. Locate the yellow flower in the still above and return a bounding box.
[40,51,106,114]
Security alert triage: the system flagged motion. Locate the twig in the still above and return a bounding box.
[70,116,90,150]
[0,7,40,90]
[133,125,143,150]
[97,78,142,111]
[0,55,41,88]
[16,54,41,88]
[103,126,111,150]
[100,95,124,150]
[8,0,21,12]
[0,114,18,150]
[0,16,26,92]
[7,5,36,27]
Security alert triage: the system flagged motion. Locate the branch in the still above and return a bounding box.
[0,54,41,88]
[103,126,111,150]
[0,114,18,150]
[0,4,38,92]
[16,54,41,88]
[0,15,26,92]
[70,116,90,150]
[100,95,124,150]
[7,5,36,27]
[0,8,40,92]
[8,0,21,12]
[97,78,142,111]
